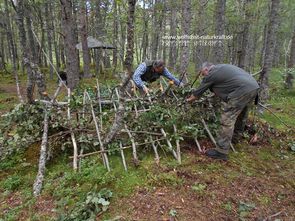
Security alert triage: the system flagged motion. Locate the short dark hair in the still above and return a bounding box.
[153,60,165,68]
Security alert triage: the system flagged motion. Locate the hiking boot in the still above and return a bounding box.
[205,149,228,161]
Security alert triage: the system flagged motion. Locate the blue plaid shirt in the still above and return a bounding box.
[133,62,181,88]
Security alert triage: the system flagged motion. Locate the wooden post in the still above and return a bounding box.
[96,80,103,130]
[119,142,128,171]
[67,88,78,171]
[201,118,217,146]
[51,81,63,103]
[124,124,139,166]
[201,118,236,152]
[85,92,111,171]
[230,142,236,152]
[194,138,203,152]
[82,90,87,119]
[108,85,117,111]
[173,125,181,164]
[150,136,160,165]
[160,128,178,160]
[78,148,84,172]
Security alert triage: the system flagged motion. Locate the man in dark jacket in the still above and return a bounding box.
[132,60,183,94]
[187,62,259,160]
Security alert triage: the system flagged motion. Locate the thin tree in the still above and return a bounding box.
[179,0,192,83]
[60,0,80,89]
[104,0,136,145]
[45,2,54,79]
[5,0,23,102]
[78,1,91,78]
[237,0,253,70]
[259,0,281,102]
[168,0,177,70]
[213,0,226,64]
[285,24,295,89]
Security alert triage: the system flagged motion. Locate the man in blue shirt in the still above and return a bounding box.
[132,60,183,94]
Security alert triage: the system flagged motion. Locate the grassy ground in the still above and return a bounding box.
[0,68,294,220]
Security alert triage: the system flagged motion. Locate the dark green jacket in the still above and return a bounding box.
[193,64,259,101]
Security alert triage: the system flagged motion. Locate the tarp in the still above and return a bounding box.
[75,36,115,50]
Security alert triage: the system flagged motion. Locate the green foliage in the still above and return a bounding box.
[169,209,177,217]
[1,174,22,191]
[238,201,256,219]
[0,103,44,158]
[222,201,232,213]
[58,188,112,221]
[289,142,295,152]
[148,171,183,187]
[191,183,207,194]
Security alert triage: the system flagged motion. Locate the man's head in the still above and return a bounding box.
[200,62,214,76]
[153,60,165,73]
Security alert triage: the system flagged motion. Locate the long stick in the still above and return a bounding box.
[201,118,236,152]
[96,80,103,130]
[230,142,236,153]
[108,85,117,111]
[31,24,67,88]
[150,136,160,165]
[194,138,203,152]
[119,142,128,171]
[173,125,181,164]
[51,81,63,103]
[160,128,178,160]
[124,124,139,166]
[258,102,290,128]
[70,138,166,159]
[82,90,87,119]
[85,92,111,171]
[67,88,78,171]
[121,130,162,136]
[201,118,217,146]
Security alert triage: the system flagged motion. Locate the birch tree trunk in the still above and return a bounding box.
[52,3,61,71]
[112,0,119,71]
[259,0,281,102]
[285,24,295,89]
[45,2,54,79]
[33,107,49,196]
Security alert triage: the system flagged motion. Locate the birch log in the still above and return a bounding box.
[67,88,78,170]
[33,107,49,196]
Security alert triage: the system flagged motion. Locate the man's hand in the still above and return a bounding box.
[142,85,150,95]
[178,82,185,88]
[186,94,197,103]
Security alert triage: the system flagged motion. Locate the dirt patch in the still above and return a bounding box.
[17,195,57,221]
[0,83,26,96]
[107,176,295,221]
[0,192,23,218]
[34,195,56,216]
